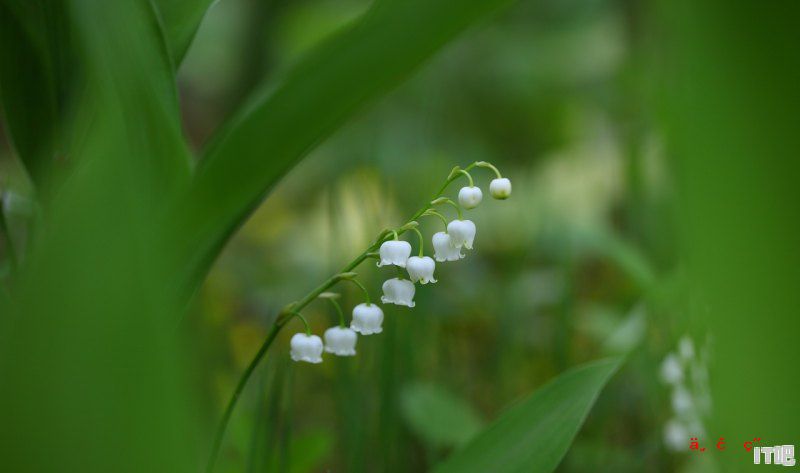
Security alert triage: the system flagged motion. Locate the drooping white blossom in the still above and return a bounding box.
[489,178,512,199]
[406,256,437,284]
[432,232,464,262]
[447,219,476,250]
[351,303,384,335]
[381,278,416,307]
[324,326,357,356]
[660,353,684,385]
[377,240,412,268]
[458,186,483,209]
[290,333,324,363]
[663,419,688,451]
[671,385,694,414]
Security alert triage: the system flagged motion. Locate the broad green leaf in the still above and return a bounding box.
[151,0,216,66]
[0,2,195,471]
[401,382,484,449]
[435,358,621,473]
[167,0,516,295]
[69,0,192,193]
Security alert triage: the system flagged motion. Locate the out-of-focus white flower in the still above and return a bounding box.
[290,333,323,363]
[377,240,412,268]
[381,278,416,307]
[432,232,464,262]
[447,219,476,250]
[663,419,688,451]
[458,186,483,209]
[671,385,694,414]
[406,256,437,284]
[489,178,512,200]
[678,336,695,361]
[351,303,384,335]
[324,327,357,356]
[660,353,684,385]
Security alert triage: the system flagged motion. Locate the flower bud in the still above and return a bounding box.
[324,326,357,356]
[489,178,512,199]
[377,240,412,268]
[458,186,483,209]
[432,232,464,262]
[290,333,323,363]
[446,219,476,250]
[381,278,416,307]
[406,256,437,284]
[351,303,384,335]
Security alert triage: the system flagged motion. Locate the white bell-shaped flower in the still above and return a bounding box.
[663,419,689,451]
[290,333,323,363]
[489,178,512,199]
[381,278,416,307]
[446,219,476,250]
[671,385,694,414]
[324,326,357,356]
[432,232,464,262]
[458,186,483,209]
[351,303,384,335]
[406,256,437,284]
[377,240,412,267]
[660,353,683,385]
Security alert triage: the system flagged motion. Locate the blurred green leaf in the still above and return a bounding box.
[152,0,215,65]
[0,0,190,186]
[166,0,516,296]
[661,0,800,464]
[401,382,484,449]
[0,0,66,184]
[435,358,621,473]
[71,0,192,194]
[0,1,195,471]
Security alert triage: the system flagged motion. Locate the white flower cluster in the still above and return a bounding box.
[290,164,511,363]
[660,336,712,451]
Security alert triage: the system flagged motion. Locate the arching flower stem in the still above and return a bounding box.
[344,277,372,305]
[328,298,346,328]
[422,209,449,232]
[206,162,500,473]
[455,169,474,187]
[469,160,503,179]
[410,227,425,257]
[431,197,463,220]
[291,311,312,335]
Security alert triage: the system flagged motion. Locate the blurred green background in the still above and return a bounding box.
[1,0,798,472]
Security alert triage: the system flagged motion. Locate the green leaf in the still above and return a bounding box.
[69,0,192,194]
[0,0,190,186]
[401,382,484,449]
[0,3,196,469]
[151,0,215,65]
[435,358,622,473]
[167,0,516,295]
[0,0,68,184]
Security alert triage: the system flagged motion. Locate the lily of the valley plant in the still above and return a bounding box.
[207,161,511,470]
